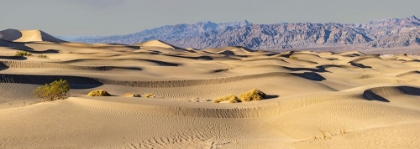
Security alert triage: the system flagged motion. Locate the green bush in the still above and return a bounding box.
[33,79,70,101]
[15,51,32,56]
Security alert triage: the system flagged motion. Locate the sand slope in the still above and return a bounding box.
[0,40,420,148]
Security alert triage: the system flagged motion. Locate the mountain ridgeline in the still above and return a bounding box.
[57,16,420,50]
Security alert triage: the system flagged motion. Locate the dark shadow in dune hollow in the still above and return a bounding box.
[219,50,236,55]
[316,64,343,69]
[0,40,34,51]
[141,59,180,66]
[0,74,103,89]
[0,56,27,60]
[264,95,279,100]
[29,49,59,53]
[284,66,329,72]
[0,29,22,41]
[404,59,420,63]
[342,53,362,57]
[363,90,390,102]
[163,54,214,60]
[0,62,8,71]
[362,86,420,102]
[292,72,326,81]
[349,62,372,68]
[397,86,420,96]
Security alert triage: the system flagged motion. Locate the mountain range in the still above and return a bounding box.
[56,16,420,50]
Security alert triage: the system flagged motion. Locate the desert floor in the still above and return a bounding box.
[1,37,420,148]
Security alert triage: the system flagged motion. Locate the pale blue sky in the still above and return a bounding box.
[0,0,418,36]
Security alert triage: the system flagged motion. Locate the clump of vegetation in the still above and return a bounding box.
[37,54,49,59]
[212,89,267,103]
[32,79,70,101]
[212,94,240,103]
[289,56,298,60]
[88,89,111,97]
[238,89,267,102]
[124,92,142,97]
[15,51,32,56]
[142,93,156,98]
[68,51,75,54]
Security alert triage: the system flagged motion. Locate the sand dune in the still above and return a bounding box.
[203,46,254,55]
[0,29,66,43]
[0,39,420,148]
[134,40,181,49]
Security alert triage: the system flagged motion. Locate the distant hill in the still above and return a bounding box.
[56,16,420,50]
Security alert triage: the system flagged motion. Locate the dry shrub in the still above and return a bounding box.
[238,89,266,102]
[33,79,70,101]
[212,94,240,103]
[124,92,141,97]
[68,51,75,54]
[37,54,49,59]
[15,51,32,56]
[289,56,298,60]
[142,93,155,98]
[88,89,111,97]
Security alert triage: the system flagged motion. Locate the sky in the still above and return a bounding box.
[0,0,419,36]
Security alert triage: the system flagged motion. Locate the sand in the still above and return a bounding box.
[0,38,420,149]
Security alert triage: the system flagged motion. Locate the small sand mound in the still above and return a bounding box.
[0,29,66,43]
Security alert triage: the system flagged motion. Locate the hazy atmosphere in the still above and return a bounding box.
[1,0,419,36]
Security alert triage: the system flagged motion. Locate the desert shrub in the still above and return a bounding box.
[68,51,75,54]
[124,92,142,97]
[15,51,32,56]
[32,79,70,101]
[289,56,298,60]
[88,89,111,96]
[212,94,240,103]
[142,93,155,98]
[238,89,267,102]
[37,54,49,59]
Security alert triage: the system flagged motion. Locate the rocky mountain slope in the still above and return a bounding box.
[57,16,420,50]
